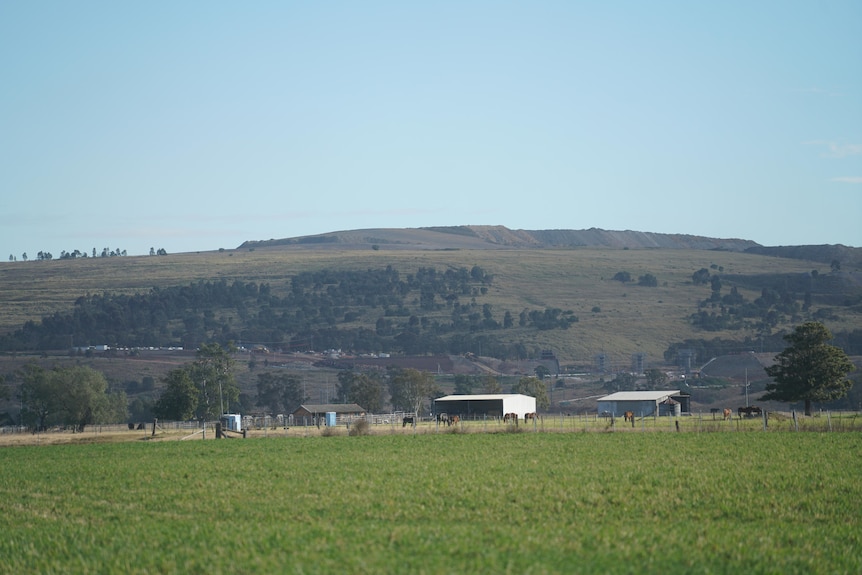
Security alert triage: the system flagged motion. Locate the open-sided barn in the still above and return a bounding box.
[433,394,537,419]
[292,403,365,418]
[597,391,691,418]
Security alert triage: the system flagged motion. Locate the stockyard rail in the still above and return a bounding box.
[2,410,860,444]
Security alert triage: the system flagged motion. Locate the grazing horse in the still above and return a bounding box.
[524,412,539,424]
[623,411,634,423]
[402,416,414,428]
[738,406,763,418]
[449,415,460,426]
[438,413,449,425]
[722,408,732,421]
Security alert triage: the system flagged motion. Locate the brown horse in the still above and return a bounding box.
[623,411,634,422]
[722,408,732,421]
[450,415,460,426]
[524,412,539,424]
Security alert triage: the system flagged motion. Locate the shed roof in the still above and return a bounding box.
[294,403,365,414]
[435,394,532,402]
[598,391,681,402]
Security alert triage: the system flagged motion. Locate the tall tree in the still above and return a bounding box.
[762,322,855,416]
[153,368,198,421]
[59,365,110,431]
[348,372,384,413]
[453,374,476,394]
[645,368,668,388]
[387,367,438,415]
[190,343,239,420]
[255,372,304,414]
[18,364,56,431]
[512,376,550,410]
[481,374,502,393]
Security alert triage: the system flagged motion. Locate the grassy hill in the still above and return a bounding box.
[2,235,859,364]
[2,227,861,417]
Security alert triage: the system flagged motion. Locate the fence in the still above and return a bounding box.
[3,410,859,440]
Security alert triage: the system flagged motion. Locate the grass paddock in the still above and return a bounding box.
[1,431,860,574]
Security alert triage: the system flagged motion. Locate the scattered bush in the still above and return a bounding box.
[348,418,370,436]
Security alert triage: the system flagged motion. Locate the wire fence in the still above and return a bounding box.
[2,410,859,440]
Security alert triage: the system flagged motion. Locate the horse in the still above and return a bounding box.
[402,416,414,428]
[738,406,763,418]
[438,413,449,425]
[623,411,634,423]
[524,412,539,424]
[449,415,460,426]
[722,408,732,421]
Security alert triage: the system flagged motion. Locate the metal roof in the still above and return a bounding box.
[294,403,365,414]
[435,394,531,402]
[598,391,681,402]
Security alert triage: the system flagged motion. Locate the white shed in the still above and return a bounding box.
[433,394,537,419]
[597,390,690,417]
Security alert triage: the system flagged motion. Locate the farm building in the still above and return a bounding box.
[292,403,365,425]
[597,391,691,418]
[433,394,537,419]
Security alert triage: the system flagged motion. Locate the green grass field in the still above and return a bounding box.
[2,432,859,574]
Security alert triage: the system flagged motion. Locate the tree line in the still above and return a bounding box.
[687,266,860,335]
[7,247,172,261]
[0,265,577,360]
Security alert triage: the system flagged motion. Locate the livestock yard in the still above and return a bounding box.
[1,427,860,574]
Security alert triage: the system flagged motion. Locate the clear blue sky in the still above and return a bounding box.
[2,1,860,257]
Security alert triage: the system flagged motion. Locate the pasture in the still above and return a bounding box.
[1,432,860,574]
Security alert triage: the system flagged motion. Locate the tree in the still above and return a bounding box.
[18,364,56,431]
[638,273,658,287]
[453,374,476,394]
[612,271,631,283]
[692,268,710,285]
[189,343,239,420]
[348,372,384,413]
[255,372,304,414]
[60,365,110,431]
[762,322,855,416]
[512,376,550,410]
[153,368,198,421]
[481,374,502,393]
[645,368,668,388]
[18,364,113,431]
[388,367,438,415]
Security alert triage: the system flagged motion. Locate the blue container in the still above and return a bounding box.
[325,412,337,427]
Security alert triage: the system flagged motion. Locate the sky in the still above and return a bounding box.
[1,1,860,258]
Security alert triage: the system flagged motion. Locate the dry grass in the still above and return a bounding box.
[0,245,854,362]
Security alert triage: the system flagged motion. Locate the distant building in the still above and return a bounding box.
[597,390,691,417]
[292,403,365,422]
[433,394,537,419]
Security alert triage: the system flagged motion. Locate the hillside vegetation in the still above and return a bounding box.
[2,231,860,368]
